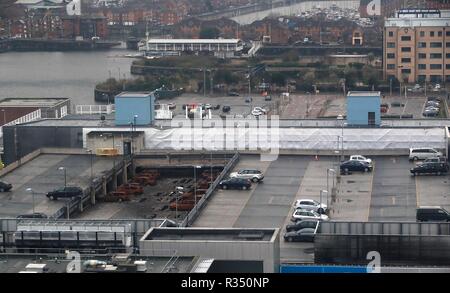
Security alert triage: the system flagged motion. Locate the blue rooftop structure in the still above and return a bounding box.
[115,92,155,126]
[346,91,381,126]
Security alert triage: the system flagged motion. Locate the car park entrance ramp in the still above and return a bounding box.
[315,221,450,266]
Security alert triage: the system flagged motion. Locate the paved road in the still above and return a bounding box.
[233,156,308,228]
[0,154,116,218]
[369,156,417,221]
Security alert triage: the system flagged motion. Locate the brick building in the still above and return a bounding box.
[62,16,108,39]
[173,17,239,39]
[384,9,450,84]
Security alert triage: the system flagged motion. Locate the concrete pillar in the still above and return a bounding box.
[122,163,128,184]
[102,176,107,197]
[90,187,96,205]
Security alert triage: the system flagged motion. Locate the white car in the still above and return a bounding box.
[409,148,443,161]
[253,107,267,114]
[292,209,329,222]
[294,199,327,213]
[349,155,372,165]
[230,169,264,182]
[251,109,263,116]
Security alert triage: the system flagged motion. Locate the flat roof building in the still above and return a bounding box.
[384,9,450,84]
[140,227,280,273]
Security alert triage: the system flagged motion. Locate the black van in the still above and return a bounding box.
[416,206,450,222]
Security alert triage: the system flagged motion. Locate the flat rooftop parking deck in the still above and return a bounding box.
[192,154,450,264]
[0,154,117,218]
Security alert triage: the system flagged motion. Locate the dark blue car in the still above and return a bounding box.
[219,178,251,190]
[340,160,372,174]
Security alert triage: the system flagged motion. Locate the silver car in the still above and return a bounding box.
[292,209,329,222]
[294,199,327,214]
[230,169,264,182]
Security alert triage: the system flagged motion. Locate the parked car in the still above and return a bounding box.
[423,109,439,117]
[380,104,389,113]
[284,228,316,242]
[416,206,450,222]
[253,107,267,114]
[230,169,264,182]
[425,106,440,112]
[265,95,272,101]
[218,178,252,190]
[213,104,221,110]
[0,181,12,192]
[251,109,263,116]
[349,155,372,165]
[245,97,252,103]
[294,199,327,214]
[228,91,240,96]
[16,213,48,219]
[409,148,442,161]
[410,162,449,176]
[427,96,440,102]
[425,101,440,108]
[222,105,231,113]
[46,186,83,200]
[340,160,372,174]
[285,220,319,232]
[117,183,144,195]
[292,209,329,222]
[422,157,447,164]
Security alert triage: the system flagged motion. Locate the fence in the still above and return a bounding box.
[315,221,450,266]
[180,152,240,227]
[75,104,115,115]
[0,109,41,137]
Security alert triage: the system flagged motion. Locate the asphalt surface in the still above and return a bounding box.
[232,156,308,228]
[369,156,417,221]
[0,154,116,218]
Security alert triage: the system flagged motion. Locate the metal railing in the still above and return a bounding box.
[75,104,115,115]
[0,109,41,137]
[180,152,240,227]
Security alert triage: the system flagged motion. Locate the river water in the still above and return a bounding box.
[0,45,135,106]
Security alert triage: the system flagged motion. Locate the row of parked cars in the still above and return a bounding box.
[409,148,449,176]
[422,97,442,117]
[284,199,329,242]
[218,169,264,190]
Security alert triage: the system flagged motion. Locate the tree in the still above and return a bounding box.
[199,27,220,39]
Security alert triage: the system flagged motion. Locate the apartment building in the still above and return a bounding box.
[384,9,450,84]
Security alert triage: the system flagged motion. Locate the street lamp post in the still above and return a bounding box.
[26,188,35,214]
[326,169,335,207]
[87,150,94,186]
[58,167,67,188]
[193,165,202,210]
[175,186,184,222]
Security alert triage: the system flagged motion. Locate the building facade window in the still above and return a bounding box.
[418,75,426,82]
[430,64,442,70]
[447,53,450,59]
[401,36,411,41]
[446,64,450,70]
[401,69,411,74]
[387,64,395,70]
[388,31,394,37]
[447,42,450,48]
[418,53,427,59]
[401,58,411,63]
[430,75,442,83]
[387,42,395,48]
[430,31,435,37]
[387,53,395,59]
[446,75,450,82]
[401,47,411,52]
[430,53,442,59]
[418,64,426,70]
[418,42,427,48]
[420,31,425,37]
[447,31,450,37]
[438,31,443,37]
[430,42,442,48]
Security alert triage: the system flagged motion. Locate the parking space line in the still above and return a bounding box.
[415,176,420,207]
[367,161,375,222]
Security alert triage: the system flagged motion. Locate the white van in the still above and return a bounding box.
[409,148,442,161]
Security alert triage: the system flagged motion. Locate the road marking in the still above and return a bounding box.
[415,175,420,207]
[367,161,375,222]
[392,196,396,205]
